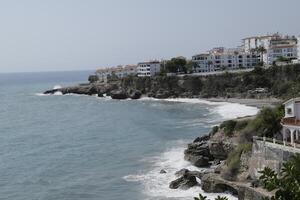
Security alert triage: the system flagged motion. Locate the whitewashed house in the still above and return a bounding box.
[281,98,300,145]
[242,33,298,65]
[192,47,259,73]
[137,61,161,77]
[96,65,137,82]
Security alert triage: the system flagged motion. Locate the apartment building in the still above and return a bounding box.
[137,61,161,77]
[243,33,298,65]
[96,65,137,82]
[192,47,259,73]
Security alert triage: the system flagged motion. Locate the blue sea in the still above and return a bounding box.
[0,71,258,200]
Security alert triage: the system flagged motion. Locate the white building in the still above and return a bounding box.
[281,98,300,145]
[242,33,298,65]
[96,65,137,82]
[137,61,161,77]
[192,47,259,73]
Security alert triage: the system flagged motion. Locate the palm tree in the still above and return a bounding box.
[215,196,229,200]
[194,194,207,200]
[234,51,239,69]
[257,46,267,65]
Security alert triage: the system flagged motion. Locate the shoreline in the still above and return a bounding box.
[206,97,281,109]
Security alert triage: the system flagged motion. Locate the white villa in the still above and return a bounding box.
[96,65,137,82]
[192,47,259,73]
[243,33,298,65]
[137,61,161,77]
[281,98,300,145]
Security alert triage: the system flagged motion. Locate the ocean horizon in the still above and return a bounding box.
[0,71,258,200]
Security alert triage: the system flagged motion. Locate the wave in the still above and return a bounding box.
[123,141,237,200]
[53,85,62,90]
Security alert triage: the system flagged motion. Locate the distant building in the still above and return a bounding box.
[281,98,300,145]
[96,65,137,82]
[137,61,161,77]
[192,47,259,73]
[242,33,298,65]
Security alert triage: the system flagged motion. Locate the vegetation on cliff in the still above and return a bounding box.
[210,105,284,180]
[259,155,300,200]
[119,64,300,99]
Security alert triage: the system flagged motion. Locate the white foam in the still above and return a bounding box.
[123,142,237,200]
[53,85,62,90]
[35,93,49,96]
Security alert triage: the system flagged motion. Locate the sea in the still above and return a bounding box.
[0,71,259,200]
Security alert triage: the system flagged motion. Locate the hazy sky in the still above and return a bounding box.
[1,0,300,73]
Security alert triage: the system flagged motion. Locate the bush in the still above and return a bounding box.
[234,120,249,131]
[220,120,237,137]
[210,126,219,135]
[226,143,252,176]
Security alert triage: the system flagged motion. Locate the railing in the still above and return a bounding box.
[253,136,300,150]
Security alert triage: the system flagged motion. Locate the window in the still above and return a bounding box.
[287,108,292,114]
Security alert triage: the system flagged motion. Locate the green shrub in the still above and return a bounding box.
[220,120,237,137]
[226,143,252,174]
[234,120,249,131]
[210,126,219,135]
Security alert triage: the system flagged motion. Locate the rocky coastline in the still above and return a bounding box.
[44,75,281,200]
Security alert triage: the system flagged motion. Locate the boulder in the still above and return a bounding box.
[154,90,170,99]
[160,169,167,174]
[110,90,128,99]
[129,90,142,99]
[169,173,198,189]
[184,141,212,167]
[175,168,204,179]
[193,135,210,143]
[209,141,233,160]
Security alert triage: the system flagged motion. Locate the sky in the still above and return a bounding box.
[0,0,300,73]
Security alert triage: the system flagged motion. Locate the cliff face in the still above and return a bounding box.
[44,74,271,99]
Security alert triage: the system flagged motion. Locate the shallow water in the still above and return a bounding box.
[0,71,258,200]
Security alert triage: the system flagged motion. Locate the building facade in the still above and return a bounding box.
[192,47,259,73]
[96,65,137,82]
[243,34,298,65]
[137,61,161,77]
[281,98,300,145]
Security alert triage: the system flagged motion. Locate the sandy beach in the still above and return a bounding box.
[207,97,282,109]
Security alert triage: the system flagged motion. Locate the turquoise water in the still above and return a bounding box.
[0,71,257,200]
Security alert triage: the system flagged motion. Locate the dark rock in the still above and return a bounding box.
[209,141,233,160]
[184,141,213,167]
[88,75,99,83]
[193,135,210,143]
[110,90,128,99]
[129,90,142,99]
[169,173,198,189]
[175,168,204,179]
[154,90,170,99]
[160,169,167,174]
[98,93,104,97]
[251,179,260,188]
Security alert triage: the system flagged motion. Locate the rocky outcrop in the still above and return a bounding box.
[201,173,273,200]
[169,169,199,189]
[110,90,128,99]
[184,141,212,167]
[208,141,234,160]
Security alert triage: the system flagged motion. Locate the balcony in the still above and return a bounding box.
[281,117,300,126]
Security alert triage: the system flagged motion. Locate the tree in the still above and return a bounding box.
[165,57,187,73]
[259,155,300,200]
[194,194,207,200]
[185,60,196,73]
[257,46,267,64]
[193,194,229,200]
